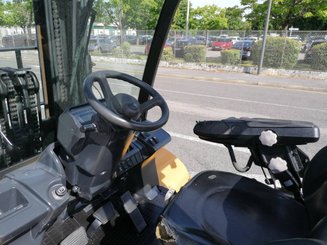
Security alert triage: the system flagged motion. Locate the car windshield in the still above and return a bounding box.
[217,38,231,42]
[0,0,164,172]
[234,41,253,48]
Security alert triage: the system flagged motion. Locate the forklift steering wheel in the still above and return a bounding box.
[83,70,169,131]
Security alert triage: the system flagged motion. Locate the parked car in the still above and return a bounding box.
[88,35,98,51]
[304,39,327,63]
[125,35,137,45]
[88,35,117,53]
[243,36,258,42]
[145,39,171,55]
[2,34,37,48]
[206,36,221,47]
[287,35,302,42]
[172,38,199,57]
[232,40,254,60]
[139,35,153,44]
[230,36,241,44]
[194,35,206,45]
[166,37,175,46]
[211,38,233,51]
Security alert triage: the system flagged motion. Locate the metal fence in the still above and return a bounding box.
[1,27,327,73]
[146,29,327,72]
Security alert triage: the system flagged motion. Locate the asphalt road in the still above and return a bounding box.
[1,51,326,178]
[150,68,327,177]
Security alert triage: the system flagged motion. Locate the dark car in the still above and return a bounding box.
[125,35,137,45]
[166,38,175,46]
[194,35,206,45]
[139,35,153,44]
[172,38,199,57]
[304,40,327,63]
[232,40,254,60]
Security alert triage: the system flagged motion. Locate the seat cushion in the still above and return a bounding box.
[162,171,311,245]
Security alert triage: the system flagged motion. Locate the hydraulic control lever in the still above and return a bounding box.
[227,130,309,200]
[0,127,15,152]
[224,142,308,200]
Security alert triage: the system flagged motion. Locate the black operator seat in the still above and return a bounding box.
[162,118,327,245]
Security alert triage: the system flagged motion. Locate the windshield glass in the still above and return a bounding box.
[0,0,164,172]
[233,41,253,48]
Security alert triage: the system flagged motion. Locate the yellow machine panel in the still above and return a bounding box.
[142,148,190,192]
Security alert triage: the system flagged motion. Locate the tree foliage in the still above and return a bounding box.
[172,0,189,30]
[225,6,249,30]
[0,1,4,26]
[0,0,326,32]
[0,0,33,32]
[191,5,228,30]
[241,0,327,30]
[94,0,163,32]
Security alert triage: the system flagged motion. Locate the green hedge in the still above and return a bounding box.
[252,37,301,69]
[310,43,327,70]
[113,41,131,57]
[161,47,174,61]
[183,45,206,62]
[221,50,241,65]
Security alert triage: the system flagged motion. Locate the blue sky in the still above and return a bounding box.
[191,0,241,8]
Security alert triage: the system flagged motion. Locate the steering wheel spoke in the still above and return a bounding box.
[140,97,161,113]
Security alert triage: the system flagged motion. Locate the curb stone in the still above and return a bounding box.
[91,56,327,92]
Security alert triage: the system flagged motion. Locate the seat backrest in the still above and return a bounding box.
[303,146,327,228]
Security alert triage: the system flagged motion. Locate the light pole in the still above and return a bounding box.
[186,0,190,37]
[257,0,272,75]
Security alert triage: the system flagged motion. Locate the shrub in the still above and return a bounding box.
[221,50,241,65]
[161,47,174,61]
[112,41,131,57]
[121,41,131,56]
[183,53,193,62]
[251,37,301,69]
[310,43,327,70]
[183,45,206,62]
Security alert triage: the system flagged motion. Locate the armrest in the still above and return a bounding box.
[194,118,319,146]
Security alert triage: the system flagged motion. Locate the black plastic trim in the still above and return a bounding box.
[139,0,180,111]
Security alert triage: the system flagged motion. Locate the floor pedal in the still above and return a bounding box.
[60,227,88,245]
[121,191,147,233]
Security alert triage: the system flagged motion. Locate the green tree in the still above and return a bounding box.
[191,5,228,30]
[225,6,248,30]
[241,0,327,30]
[1,0,33,33]
[172,0,190,30]
[0,2,4,26]
[94,0,163,32]
[129,0,164,30]
[94,0,129,34]
[241,0,268,30]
